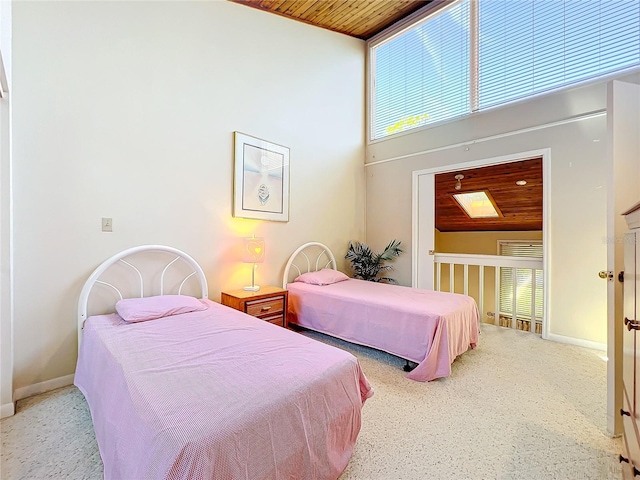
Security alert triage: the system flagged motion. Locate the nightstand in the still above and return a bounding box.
[221,286,288,328]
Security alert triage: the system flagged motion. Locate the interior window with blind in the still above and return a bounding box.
[498,241,543,324]
[478,0,640,109]
[369,0,640,141]
[371,0,470,139]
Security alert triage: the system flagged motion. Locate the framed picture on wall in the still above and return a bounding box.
[233,132,290,222]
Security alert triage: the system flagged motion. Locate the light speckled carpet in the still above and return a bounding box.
[1,324,622,479]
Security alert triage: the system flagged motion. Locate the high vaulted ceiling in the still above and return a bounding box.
[435,158,543,232]
[228,0,433,39]
[228,2,543,233]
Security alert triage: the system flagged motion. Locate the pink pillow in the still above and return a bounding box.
[294,269,350,286]
[115,295,207,323]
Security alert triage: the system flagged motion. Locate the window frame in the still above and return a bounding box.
[497,240,543,322]
[367,0,640,144]
[367,0,460,143]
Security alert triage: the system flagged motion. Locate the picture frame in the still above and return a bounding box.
[233,132,290,222]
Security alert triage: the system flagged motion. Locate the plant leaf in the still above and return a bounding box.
[344,240,403,283]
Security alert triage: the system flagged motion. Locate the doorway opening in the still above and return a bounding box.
[412,148,550,338]
[436,157,543,333]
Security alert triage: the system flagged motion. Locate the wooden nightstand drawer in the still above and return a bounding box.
[220,286,288,328]
[246,297,284,317]
[261,314,285,327]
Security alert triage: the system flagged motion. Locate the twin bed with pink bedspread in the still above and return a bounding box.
[75,245,372,480]
[283,242,480,382]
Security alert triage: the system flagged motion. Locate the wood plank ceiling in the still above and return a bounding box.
[435,158,543,232]
[228,0,433,39]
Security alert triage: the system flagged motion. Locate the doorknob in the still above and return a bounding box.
[626,318,640,331]
[599,271,613,281]
[624,317,640,331]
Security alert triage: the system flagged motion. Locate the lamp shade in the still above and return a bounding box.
[242,237,265,263]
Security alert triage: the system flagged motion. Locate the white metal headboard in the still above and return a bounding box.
[77,245,208,347]
[282,242,337,288]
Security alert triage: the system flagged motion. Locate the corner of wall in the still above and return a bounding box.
[1,401,14,418]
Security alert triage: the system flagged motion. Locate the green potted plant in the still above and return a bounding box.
[345,240,403,284]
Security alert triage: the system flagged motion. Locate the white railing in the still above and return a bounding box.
[434,253,544,333]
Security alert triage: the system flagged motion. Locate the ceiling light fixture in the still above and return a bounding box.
[515,180,527,186]
[454,174,464,190]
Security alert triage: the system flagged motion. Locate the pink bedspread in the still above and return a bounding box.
[287,279,480,382]
[75,299,373,480]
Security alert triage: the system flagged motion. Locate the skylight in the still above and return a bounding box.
[452,191,501,218]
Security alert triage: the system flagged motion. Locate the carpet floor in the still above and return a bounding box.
[1,324,622,479]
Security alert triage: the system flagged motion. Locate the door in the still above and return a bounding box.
[635,232,640,431]
[622,231,637,410]
[414,173,434,289]
[606,80,640,436]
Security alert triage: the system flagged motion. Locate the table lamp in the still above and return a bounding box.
[242,236,265,292]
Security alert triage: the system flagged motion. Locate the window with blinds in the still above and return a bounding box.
[478,0,640,109]
[498,241,543,320]
[370,0,470,140]
[369,0,640,141]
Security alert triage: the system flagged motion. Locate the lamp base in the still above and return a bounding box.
[243,285,260,292]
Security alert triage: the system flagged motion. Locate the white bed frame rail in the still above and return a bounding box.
[78,245,208,347]
[282,242,337,288]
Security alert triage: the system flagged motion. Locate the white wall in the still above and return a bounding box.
[366,71,640,345]
[11,1,365,391]
[0,0,13,417]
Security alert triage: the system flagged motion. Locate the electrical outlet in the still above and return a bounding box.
[101,217,113,232]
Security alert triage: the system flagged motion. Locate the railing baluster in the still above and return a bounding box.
[479,266,484,323]
[430,253,543,334]
[449,263,454,293]
[511,267,517,329]
[495,266,500,328]
[531,269,537,333]
[463,264,469,296]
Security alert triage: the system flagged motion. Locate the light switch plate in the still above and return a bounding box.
[101,217,113,232]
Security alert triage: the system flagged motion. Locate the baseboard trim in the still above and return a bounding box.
[1,402,14,418]
[13,373,75,401]
[546,333,606,351]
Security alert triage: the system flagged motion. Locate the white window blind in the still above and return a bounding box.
[371,0,470,140]
[499,242,543,320]
[478,0,640,109]
[369,0,640,140]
